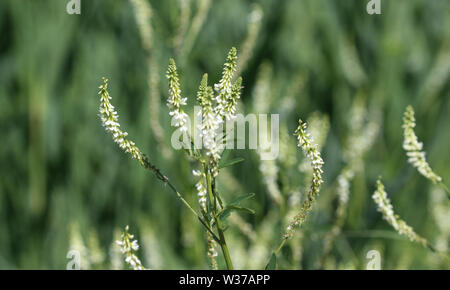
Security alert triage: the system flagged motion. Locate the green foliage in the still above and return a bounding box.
[265,253,277,270]
[218,193,256,222]
[218,157,245,169]
[1,0,450,269]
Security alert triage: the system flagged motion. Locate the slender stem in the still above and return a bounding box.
[438,182,450,199]
[141,157,219,242]
[214,215,234,269]
[426,242,450,262]
[275,238,287,256]
[206,169,234,270]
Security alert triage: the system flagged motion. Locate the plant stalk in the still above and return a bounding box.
[438,182,450,200]
[206,169,234,270]
[142,157,219,242]
[275,238,287,256]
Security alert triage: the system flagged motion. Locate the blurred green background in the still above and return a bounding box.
[0,0,449,269]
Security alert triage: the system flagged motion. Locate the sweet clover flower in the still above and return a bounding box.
[402,105,442,184]
[116,226,145,270]
[167,59,189,131]
[372,178,428,247]
[197,74,222,161]
[167,48,242,178]
[214,47,239,121]
[193,169,207,212]
[99,78,144,163]
[207,232,218,270]
[284,119,324,238]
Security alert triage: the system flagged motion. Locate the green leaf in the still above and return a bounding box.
[227,205,255,215]
[212,193,256,227]
[218,205,255,221]
[218,157,245,169]
[265,253,277,270]
[220,149,231,161]
[216,192,224,209]
[228,193,255,206]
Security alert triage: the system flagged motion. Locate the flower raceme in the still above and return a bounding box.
[402,105,442,184]
[214,47,239,121]
[167,59,189,132]
[372,178,429,248]
[269,119,324,265]
[284,119,324,239]
[166,48,242,175]
[98,78,144,164]
[193,169,207,213]
[116,226,145,270]
[196,74,222,161]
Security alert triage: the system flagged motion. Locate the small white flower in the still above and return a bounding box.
[402,106,442,184]
[214,48,240,122]
[131,240,139,251]
[167,59,189,132]
[195,179,207,212]
[98,78,144,164]
[116,226,145,270]
[372,178,428,247]
[284,119,324,239]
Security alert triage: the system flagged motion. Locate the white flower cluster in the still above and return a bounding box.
[167,59,189,131]
[372,178,428,247]
[299,112,329,172]
[295,120,324,188]
[168,48,242,176]
[197,74,223,161]
[99,78,144,162]
[214,47,239,121]
[193,169,207,212]
[402,106,442,184]
[116,225,145,270]
[285,119,324,239]
[206,232,218,270]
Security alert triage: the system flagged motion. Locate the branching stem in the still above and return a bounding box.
[141,157,219,243]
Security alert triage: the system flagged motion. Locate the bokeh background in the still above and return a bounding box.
[0,0,449,269]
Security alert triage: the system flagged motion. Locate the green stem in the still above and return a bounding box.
[426,242,450,262]
[206,169,234,270]
[214,215,234,269]
[438,182,450,199]
[275,238,287,256]
[141,157,219,241]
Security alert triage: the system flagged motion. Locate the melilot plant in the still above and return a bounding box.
[402,106,449,197]
[98,48,325,270]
